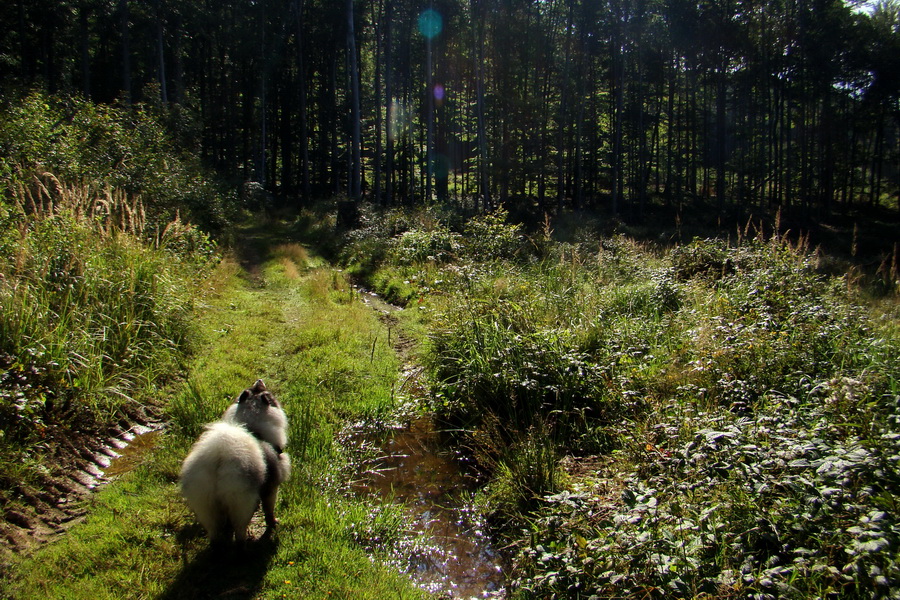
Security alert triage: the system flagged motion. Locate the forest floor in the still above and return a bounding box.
[340,202,900,599]
[2,203,898,600]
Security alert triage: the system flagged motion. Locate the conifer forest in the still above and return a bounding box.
[3,0,899,219]
[2,1,900,599]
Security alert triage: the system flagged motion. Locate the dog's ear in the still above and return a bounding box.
[238,389,251,403]
[252,379,267,393]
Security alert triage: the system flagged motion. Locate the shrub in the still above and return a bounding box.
[0,91,237,235]
[391,226,461,265]
[463,206,524,261]
[670,237,732,280]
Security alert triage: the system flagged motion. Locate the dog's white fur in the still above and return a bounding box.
[180,380,290,543]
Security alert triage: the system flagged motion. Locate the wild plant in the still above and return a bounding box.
[391,226,462,265]
[329,202,900,597]
[0,199,211,445]
[462,206,524,262]
[0,90,237,234]
[475,415,564,516]
[513,377,900,599]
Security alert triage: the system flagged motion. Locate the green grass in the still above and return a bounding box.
[1,225,427,599]
[6,196,898,598]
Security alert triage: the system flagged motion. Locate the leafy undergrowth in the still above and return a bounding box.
[340,203,900,599]
[514,380,900,599]
[0,90,238,235]
[1,221,428,599]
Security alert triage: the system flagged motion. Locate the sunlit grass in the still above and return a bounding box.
[1,230,427,599]
[0,197,214,523]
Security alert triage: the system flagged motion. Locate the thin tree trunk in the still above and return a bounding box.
[715,65,727,212]
[119,0,132,104]
[385,0,394,205]
[79,4,91,97]
[280,74,293,194]
[557,2,574,212]
[154,0,168,103]
[293,0,310,202]
[171,13,184,103]
[18,1,33,83]
[610,37,624,216]
[472,0,490,210]
[425,0,434,204]
[373,0,384,205]
[346,0,362,200]
[870,109,885,207]
[258,3,267,186]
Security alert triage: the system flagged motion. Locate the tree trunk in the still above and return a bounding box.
[171,12,184,103]
[293,0,311,202]
[346,0,362,200]
[373,0,384,205]
[154,0,168,103]
[715,65,727,212]
[385,0,394,205]
[610,38,624,217]
[119,0,132,103]
[79,3,91,97]
[472,0,490,210]
[258,3,267,187]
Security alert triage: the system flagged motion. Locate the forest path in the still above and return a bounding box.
[0,218,432,599]
[0,219,285,560]
[232,221,508,597]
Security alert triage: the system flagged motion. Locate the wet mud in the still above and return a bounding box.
[0,407,163,559]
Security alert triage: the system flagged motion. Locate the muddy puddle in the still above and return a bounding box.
[347,416,505,599]
[352,286,505,597]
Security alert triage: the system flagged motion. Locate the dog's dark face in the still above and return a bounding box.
[237,379,281,410]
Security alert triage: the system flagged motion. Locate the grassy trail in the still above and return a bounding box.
[1,222,428,600]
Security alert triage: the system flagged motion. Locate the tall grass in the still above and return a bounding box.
[2,218,428,600]
[426,230,888,438]
[0,191,213,443]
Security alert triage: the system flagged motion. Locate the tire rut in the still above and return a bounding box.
[0,402,164,565]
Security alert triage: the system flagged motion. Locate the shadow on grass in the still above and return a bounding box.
[158,526,279,600]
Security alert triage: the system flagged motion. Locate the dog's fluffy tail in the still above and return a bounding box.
[180,422,267,542]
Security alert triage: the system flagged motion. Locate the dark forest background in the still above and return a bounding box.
[3,0,899,224]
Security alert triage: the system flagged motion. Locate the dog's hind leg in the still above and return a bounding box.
[226,493,259,543]
[261,486,279,532]
[260,445,288,533]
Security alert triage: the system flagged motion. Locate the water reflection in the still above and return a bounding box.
[348,417,505,599]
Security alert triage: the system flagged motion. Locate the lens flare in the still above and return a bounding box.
[388,99,410,141]
[418,9,442,39]
[433,83,445,103]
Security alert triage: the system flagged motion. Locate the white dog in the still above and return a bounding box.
[180,380,291,544]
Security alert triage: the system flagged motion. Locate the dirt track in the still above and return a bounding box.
[0,399,163,564]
